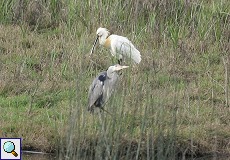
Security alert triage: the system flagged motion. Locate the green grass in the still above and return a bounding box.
[0,0,230,159]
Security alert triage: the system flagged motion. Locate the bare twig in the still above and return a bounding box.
[222,56,229,107]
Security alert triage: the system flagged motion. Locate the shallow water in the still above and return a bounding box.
[189,155,230,160]
[22,153,230,160]
[22,152,56,160]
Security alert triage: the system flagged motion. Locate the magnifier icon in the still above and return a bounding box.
[3,141,18,157]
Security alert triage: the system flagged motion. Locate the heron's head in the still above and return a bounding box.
[90,27,110,55]
[108,64,129,73]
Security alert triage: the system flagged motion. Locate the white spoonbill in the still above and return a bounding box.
[90,27,141,64]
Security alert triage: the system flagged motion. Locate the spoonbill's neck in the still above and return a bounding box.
[103,36,111,48]
[99,33,110,46]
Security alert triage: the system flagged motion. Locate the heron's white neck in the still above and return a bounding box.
[107,68,116,78]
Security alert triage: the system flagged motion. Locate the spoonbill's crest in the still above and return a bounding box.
[90,27,141,64]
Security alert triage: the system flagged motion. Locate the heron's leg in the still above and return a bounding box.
[98,111,111,159]
[88,106,94,113]
[100,106,113,116]
[98,111,103,124]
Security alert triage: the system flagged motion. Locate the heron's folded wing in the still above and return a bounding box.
[88,79,104,108]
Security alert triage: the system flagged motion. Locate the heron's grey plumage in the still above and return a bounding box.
[87,64,128,113]
[88,73,105,108]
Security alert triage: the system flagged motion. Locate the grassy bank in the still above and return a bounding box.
[0,0,230,159]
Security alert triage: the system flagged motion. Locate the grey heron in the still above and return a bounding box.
[87,64,129,113]
[90,27,141,64]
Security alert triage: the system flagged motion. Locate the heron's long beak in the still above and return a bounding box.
[115,65,129,71]
[90,36,99,55]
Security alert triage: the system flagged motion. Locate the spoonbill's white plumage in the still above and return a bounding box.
[90,27,141,64]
